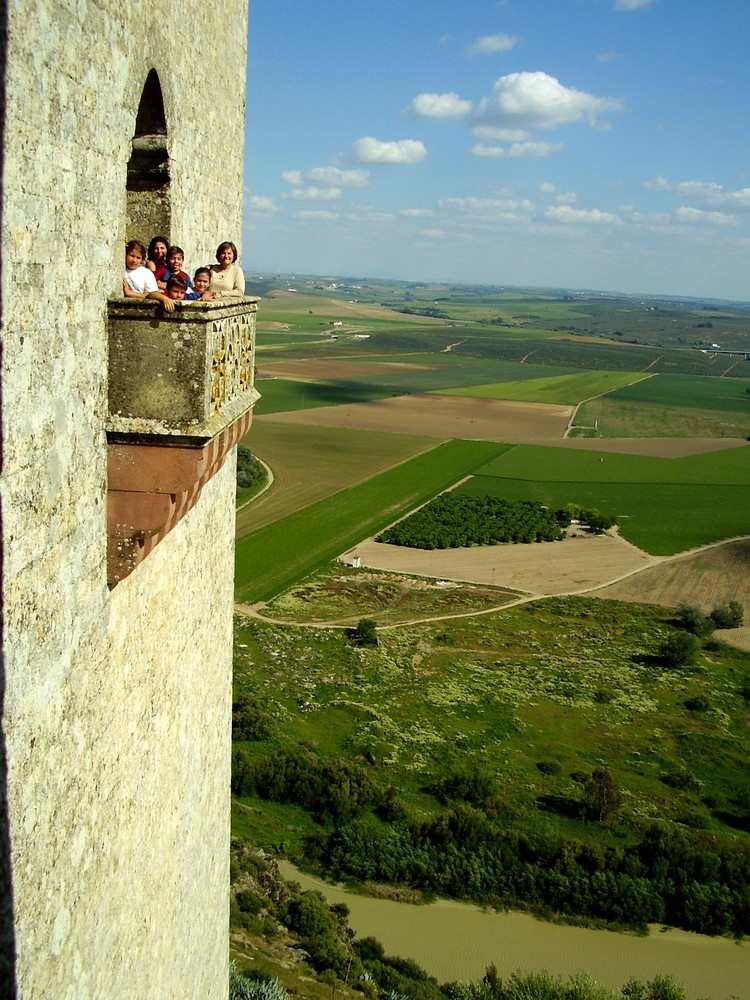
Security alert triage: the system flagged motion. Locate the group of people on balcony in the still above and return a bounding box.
[123,236,245,311]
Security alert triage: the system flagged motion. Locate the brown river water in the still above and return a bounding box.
[278,862,750,999]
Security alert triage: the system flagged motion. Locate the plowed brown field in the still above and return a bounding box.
[344,528,652,596]
[262,394,572,442]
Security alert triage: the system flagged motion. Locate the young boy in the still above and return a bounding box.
[184,266,219,301]
[123,239,177,311]
[164,274,188,301]
[162,245,194,291]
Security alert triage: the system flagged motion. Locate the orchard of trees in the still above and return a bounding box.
[377,495,569,549]
[376,495,618,550]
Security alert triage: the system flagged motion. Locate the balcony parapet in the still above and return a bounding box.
[106,296,260,584]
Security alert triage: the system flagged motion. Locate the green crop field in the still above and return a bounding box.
[574,398,750,439]
[606,373,750,412]
[237,422,437,537]
[253,379,391,414]
[438,370,649,406]
[459,443,750,555]
[478,442,750,484]
[235,440,513,603]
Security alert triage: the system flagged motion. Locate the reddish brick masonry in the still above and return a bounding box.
[107,408,253,584]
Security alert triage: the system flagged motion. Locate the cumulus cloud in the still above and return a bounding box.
[294,210,337,222]
[539,181,556,195]
[470,125,531,143]
[546,205,621,225]
[282,166,369,189]
[289,186,342,201]
[405,92,473,119]
[439,196,535,214]
[675,207,739,226]
[475,71,624,131]
[644,177,750,210]
[400,208,433,218]
[351,137,428,164]
[466,32,521,56]
[472,140,563,158]
[307,166,370,188]
[246,194,279,214]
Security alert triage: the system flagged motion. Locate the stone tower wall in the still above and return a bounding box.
[1,2,249,996]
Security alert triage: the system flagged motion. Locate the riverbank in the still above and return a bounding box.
[278,861,750,1000]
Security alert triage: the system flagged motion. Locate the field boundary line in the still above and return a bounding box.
[564,372,656,438]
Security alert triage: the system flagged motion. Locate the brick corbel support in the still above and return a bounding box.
[107,408,253,585]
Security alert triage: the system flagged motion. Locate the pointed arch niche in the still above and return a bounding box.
[126,69,171,243]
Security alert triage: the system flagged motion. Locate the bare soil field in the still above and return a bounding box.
[344,528,652,597]
[593,537,750,625]
[263,394,572,442]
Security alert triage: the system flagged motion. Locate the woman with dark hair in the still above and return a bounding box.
[209,241,245,297]
[146,235,169,282]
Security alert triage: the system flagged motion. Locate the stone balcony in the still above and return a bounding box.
[106,296,259,584]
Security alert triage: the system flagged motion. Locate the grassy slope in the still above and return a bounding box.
[233,594,750,855]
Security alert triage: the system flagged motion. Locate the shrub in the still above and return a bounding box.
[684,694,709,712]
[709,600,744,629]
[657,630,698,668]
[350,618,378,647]
[536,760,562,777]
[675,604,712,637]
[230,963,290,1000]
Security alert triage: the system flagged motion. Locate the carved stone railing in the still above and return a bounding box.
[106,296,260,584]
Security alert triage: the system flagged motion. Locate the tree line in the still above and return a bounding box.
[231,738,750,937]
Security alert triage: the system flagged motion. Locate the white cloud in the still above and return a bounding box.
[421,228,446,240]
[470,125,531,142]
[289,186,342,201]
[246,194,279,214]
[539,181,556,195]
[294,210,338,222]
[439,196,535,214]
[675,207,739,227]
[615,0,658,9]
[467,32,521,56]
[546,205,621,225]
[476,71,624,131]
[400,208,433,218]
[350,137,428,164]
[472,140,563,158]
[556,191,578,205]
[283,166,369,189]
[308,166,370,188]
[644,177,750,211]
[405,92,473,119]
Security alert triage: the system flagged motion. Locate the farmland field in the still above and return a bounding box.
[235,439,511,603]
[438,371,650,406]
[236,422,438,537]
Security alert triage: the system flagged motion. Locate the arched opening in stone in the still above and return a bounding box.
[126,69,171,245]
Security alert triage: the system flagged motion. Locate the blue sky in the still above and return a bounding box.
[243,1,750,301]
